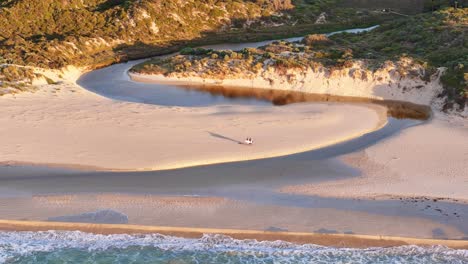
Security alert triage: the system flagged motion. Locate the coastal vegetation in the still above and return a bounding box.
[132,8,467,112]
[0,0,406,69]
[0,0,411,95]
[0,65,39,95]
[0,0,464,105]
[0,0,291,69]
[334,7,468,111]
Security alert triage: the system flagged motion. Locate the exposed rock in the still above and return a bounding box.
[315,12,327,24]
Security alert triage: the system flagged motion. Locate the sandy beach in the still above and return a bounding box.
[126,60,468,203]
[0,56,466,245]
[280,112,468,201]
[0,79,386,171]
[1,3,467,262]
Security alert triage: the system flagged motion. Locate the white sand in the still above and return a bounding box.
[0,80,385,171]
[280,112,468,201]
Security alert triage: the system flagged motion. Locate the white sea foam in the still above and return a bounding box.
[0,231,467,263]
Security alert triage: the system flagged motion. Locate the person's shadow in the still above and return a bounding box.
[207,131,243,144]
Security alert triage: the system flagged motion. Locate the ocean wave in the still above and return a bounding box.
[0,231,467,263]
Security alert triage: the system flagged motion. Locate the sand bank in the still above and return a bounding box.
[280,112,468,201]
[0,219,467,249]
[0,80,386,171]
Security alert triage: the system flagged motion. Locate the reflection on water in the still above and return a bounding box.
[79,25,414,116]
[77,59,272,107]
[79,60,430,120]
[169,83,431,120]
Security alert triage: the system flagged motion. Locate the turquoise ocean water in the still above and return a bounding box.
[0,231,467,263]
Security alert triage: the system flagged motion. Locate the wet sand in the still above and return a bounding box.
[0,169,466,240]
[0,218,467,249]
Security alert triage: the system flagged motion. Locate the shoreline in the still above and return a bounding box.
[0,220,467,249]
[129,71,432,120]
[2,52,466,246]
[2,26,467,253]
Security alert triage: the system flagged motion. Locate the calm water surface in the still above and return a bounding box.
[77,26,378,107]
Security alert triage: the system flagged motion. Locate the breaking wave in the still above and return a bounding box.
[0,231,467,263]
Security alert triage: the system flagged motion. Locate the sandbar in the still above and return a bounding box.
[0,80,386,171]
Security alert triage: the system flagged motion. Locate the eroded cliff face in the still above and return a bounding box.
[248,58,444,106]
[133,57,444,107]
